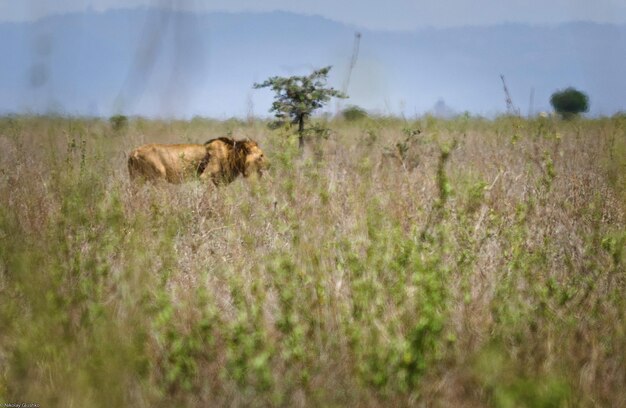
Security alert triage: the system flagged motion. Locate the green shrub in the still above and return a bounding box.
[342,105,368,121]
[550,87,589,119]
[109,114,128,132]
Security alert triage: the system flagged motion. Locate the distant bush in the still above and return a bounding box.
[342,105,368,121]
[109,114,128,132]
[550,87,589,119]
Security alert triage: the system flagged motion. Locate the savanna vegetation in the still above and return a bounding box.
[0,114,625,407]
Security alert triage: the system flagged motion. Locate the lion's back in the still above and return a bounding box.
[128,143,207,183]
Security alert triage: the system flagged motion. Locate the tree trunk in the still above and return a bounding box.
[298,115,305,149]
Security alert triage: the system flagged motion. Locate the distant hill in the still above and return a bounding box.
[1,8,625,117]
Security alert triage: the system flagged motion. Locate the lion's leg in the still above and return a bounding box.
[201,161,223,185]
[128,155,141,181]
[128,154,167,182]
[165,166,184,184]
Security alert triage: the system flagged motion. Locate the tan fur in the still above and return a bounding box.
[128,138,268,185]
[201,137,268,184]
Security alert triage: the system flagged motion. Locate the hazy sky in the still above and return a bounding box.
[2,2,625,117]
[3,0,626,29]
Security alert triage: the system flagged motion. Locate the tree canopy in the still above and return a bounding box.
[550,87,589,119]
[254,66,346,147]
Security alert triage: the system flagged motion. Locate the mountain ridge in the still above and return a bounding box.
[1,8,625,118]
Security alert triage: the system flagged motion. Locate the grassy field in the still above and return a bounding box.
[0,114,625,407]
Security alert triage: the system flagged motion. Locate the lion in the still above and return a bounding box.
[128,137,268,185]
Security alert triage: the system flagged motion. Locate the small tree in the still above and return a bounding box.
[342,105,368,122]
[109,114,128,132]
[254,66,346,148]
[550,87,589,119]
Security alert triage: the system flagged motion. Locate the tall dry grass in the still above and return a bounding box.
[0,114,624,407]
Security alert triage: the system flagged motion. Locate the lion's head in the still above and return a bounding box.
[240,140,269,178]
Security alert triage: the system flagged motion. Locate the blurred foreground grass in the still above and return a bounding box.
[0,114,624,406]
